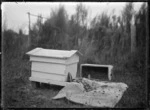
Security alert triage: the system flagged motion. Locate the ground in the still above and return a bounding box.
[2,55,147,108]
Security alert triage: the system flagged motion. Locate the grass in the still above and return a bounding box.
[113,71,147,108]
[2,53,147,108]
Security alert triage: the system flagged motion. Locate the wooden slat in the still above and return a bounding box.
[30,56,66,64]
[29,77,69,86]
[31,71,67,82]
[31,61,66,75]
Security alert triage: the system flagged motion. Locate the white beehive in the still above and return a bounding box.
[26,48,82,86]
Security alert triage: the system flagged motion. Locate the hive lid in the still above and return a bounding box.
[26,47,82,58]
[81,64,113,68]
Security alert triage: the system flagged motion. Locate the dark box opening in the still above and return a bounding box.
[82,66,108,81]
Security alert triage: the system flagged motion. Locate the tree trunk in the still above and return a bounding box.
[131,23,136,53]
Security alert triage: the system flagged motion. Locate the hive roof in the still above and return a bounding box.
[26,47,82,58]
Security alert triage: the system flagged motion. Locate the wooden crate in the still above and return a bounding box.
[80,64,113,81]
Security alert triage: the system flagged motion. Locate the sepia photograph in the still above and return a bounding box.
[1,2,148,108]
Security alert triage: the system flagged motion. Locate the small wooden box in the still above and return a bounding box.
[80,64,113,81]
[26,48,82,86]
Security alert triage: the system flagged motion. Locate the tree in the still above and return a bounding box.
[19,29,23,35]
[99,12,110,28]
[90,16,98,29]
[30,5,70,49]
[75,3,88,27]
[49,5,68,33]
[122,3,134,35]
[135,3,147,48]
[121,2,135,54]
[70,3,88,48]
[30,14,43,48]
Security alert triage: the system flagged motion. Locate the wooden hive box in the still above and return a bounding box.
[80,64,113,81]
[26,48,82,86]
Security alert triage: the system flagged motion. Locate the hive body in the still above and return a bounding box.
[27,48,81,86]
